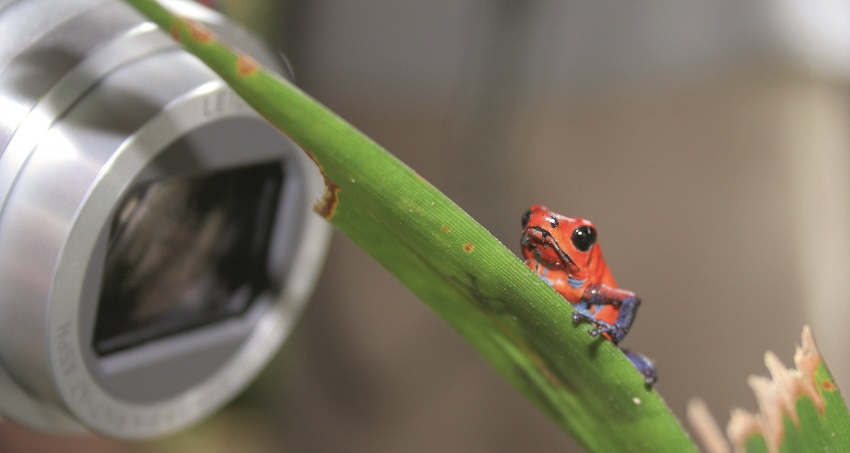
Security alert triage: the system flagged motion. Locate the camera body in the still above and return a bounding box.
[0,0,329,438]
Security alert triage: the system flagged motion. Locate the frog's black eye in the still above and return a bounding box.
[571,225,596,252]
[521,209,532,227]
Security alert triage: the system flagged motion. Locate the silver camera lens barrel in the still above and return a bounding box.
[0,0,329,438]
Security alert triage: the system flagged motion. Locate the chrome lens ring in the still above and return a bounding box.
[0,0,328,438]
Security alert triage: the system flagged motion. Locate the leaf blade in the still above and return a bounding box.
[123,2,698,451]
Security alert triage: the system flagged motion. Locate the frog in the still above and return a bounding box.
[521,204,657,385]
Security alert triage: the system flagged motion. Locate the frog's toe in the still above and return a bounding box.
[606,327,627,343]
[587,323,626,342]
[571,311,593,324]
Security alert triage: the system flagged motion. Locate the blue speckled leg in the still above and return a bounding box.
[572,285,641,343]
[621,348,657,386]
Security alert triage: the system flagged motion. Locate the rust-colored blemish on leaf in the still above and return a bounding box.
[822,380,836,391]
[310,160,337,218]
[170,24,181,42]
[301,148,320,167]
[463,243,474,253]
[441,226,451,233]
[298,148,338,219]
[186,19,215,43]
[237,54,260,75]
[314,176,339,219]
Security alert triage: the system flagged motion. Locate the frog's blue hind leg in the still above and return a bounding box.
[621,348,657,386]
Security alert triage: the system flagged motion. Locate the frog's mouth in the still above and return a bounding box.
[522,226,579,270]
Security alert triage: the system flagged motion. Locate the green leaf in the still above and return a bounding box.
[689,326,850,453]
[123,1,697,451]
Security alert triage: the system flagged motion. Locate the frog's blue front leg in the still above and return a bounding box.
[572,284,640,343]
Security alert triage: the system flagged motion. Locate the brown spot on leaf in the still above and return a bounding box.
[186,20,215,43]
[301,148,320,167]
[441,226,451,233]
[237,54,260,75]
[170,24,181,42]
[313,168,339,219]
[298,148,337,218]
[822,380,836,391]
[463,243,474,253]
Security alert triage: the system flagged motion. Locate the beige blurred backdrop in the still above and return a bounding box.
[5,1,850,452]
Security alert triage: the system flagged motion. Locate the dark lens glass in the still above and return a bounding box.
[93,162,283,355]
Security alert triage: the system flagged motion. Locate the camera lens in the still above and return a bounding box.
[95,162,283,355]
[0,0,329,438]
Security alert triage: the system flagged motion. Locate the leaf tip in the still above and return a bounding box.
[726,409,762,451]
[795,325,824,412]
[687,398,730,453]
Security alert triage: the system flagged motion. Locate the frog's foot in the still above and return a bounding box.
[622,348,657,386]
[572,312,626,343]
[587,321,626,343]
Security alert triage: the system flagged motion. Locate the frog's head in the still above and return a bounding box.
[520,205,597,273]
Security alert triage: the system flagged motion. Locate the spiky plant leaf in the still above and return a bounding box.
[689,326,850,453]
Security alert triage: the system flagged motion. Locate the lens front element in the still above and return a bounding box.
[95,163,284,355]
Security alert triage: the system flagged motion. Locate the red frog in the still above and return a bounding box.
[521,205,657,385]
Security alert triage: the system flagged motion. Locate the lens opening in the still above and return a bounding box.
[93,162,284,355]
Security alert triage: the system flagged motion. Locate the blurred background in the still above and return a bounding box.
[4,0,850,451]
